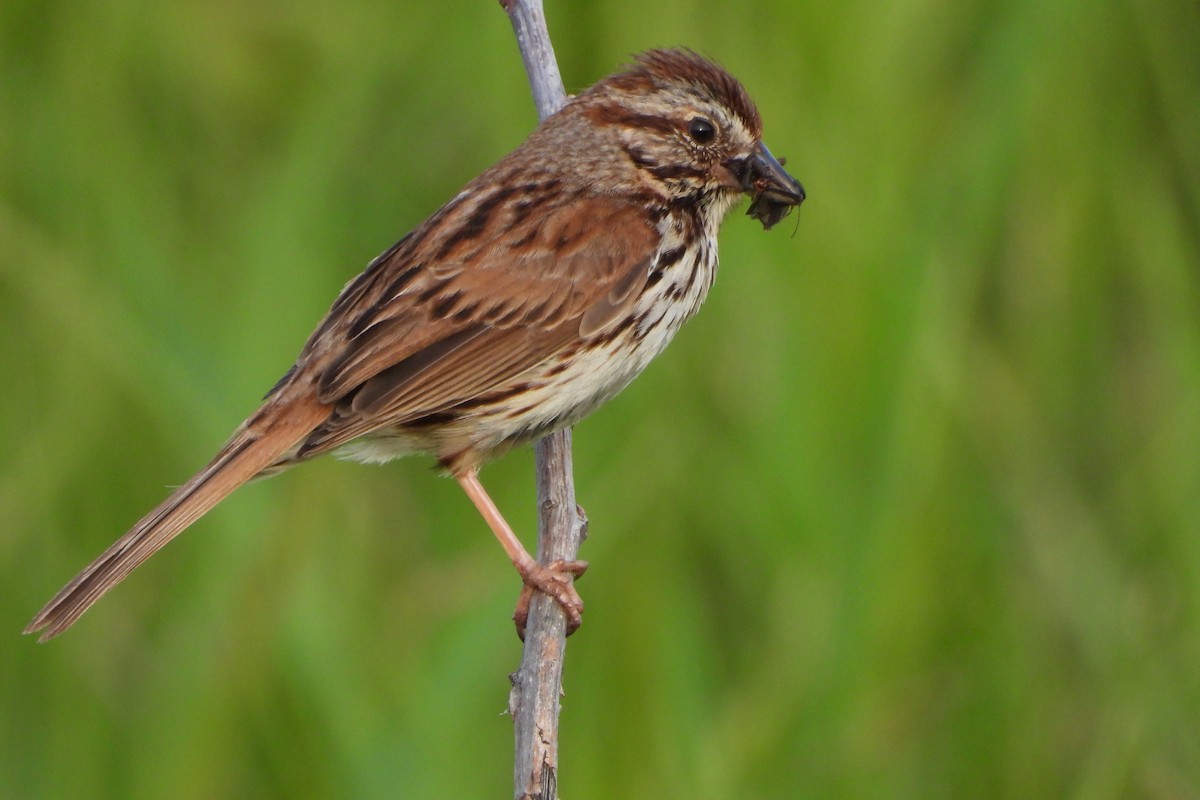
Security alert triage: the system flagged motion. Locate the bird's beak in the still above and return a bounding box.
[726,142,806,230]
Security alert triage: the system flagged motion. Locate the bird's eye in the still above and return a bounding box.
[687,117,716,145]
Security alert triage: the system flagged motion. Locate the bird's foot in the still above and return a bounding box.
[513,559,588,640]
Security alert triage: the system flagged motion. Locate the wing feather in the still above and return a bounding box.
[293,194,659,458]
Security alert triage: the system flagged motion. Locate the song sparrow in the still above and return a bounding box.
[25,48,804,641]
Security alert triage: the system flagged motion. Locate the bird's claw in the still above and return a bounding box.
[513,559,588,640]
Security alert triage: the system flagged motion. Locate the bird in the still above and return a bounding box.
[25,48,805,642]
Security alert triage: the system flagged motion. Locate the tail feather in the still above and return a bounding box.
[25,397,330,642]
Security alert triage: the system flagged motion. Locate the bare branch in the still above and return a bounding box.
[499,2,585,799]
[508,431,587,800]
[501,0,568,117]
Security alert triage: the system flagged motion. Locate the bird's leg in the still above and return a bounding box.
[454,469,587,638]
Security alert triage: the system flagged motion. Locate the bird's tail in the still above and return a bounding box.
[24,396,330,642]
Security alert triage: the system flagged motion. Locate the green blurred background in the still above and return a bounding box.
[3,0,1199,797]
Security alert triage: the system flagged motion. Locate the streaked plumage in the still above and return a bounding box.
[26,49,804,641]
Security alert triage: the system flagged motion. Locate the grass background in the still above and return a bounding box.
[3,0,1199,797]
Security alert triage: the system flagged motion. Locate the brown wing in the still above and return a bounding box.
[290,190,660,458]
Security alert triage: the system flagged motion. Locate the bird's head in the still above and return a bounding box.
[574,49,805,229]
